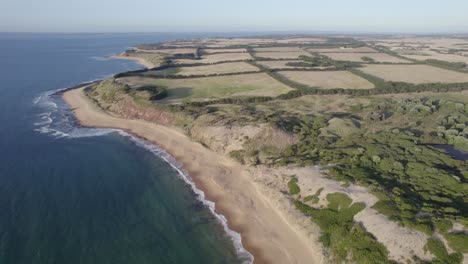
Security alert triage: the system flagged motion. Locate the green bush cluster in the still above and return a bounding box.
[288,177,301,195]
[425,238,463,263]
[295,193,390,263]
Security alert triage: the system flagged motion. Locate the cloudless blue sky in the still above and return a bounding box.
[1,0,468,33]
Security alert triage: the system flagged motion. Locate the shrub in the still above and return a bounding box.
[288,177,301,195]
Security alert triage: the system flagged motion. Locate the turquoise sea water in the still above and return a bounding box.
[0,33,251,264]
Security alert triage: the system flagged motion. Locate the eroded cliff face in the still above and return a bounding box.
[86,79,177,126]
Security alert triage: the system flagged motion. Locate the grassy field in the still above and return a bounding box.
[148,62,259,76]
[174,53,252,64]
[361,64,468,83]
[277,70,375,89]
[320,52,411,63]
[119,73,293,102]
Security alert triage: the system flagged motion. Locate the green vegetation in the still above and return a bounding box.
[229,150,245,164]
[426,59,467,71]
[445,233,468,253]
[303,188,323,204]
[134,85,168,100]
[288,177,301,195]
[295,193,390,263]
[298,55,362,70]
[361,56,376,63]
[425,238,463,264]
[92,37,468,262]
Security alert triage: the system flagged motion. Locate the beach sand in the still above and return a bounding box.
[63,87,325,264]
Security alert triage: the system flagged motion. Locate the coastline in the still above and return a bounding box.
[62,86,325,264]
[111,53,156,69]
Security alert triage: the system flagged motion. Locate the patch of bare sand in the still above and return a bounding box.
[63,87,326,264]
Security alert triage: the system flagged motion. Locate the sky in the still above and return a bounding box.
[1,0,468,33]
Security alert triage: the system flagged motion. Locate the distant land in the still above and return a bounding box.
[64,35,468,264]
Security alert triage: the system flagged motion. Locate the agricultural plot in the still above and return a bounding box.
[361,64,468,84]
[320,52,410,63]
[308,47,378,53]
[137,48,197,55]
[203,48,247,54]
[174,53,252,64]
[278,71,375,89]
[120,73,293,102]
[397,49,468,63]
[257,60,321,69]
[275,37,327,44]
[254,47,304,52]
[146,62,259,76]
[254,51,310,59]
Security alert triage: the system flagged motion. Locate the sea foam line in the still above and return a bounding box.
[33,89,254,262]
[116,130,254,264]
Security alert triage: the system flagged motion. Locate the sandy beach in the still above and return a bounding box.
[63,87,325,264]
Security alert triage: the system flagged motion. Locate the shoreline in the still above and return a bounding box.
[62,86,325,264]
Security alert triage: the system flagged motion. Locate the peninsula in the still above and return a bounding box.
[64,35,468,264]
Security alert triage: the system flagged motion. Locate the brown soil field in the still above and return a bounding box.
[321,52,411,63]
[255,51,310,59]
[361,64,468,84]
[278,71,375,89]
[174,53,252,64]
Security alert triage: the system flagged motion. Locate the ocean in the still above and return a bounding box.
[0,33,251,264]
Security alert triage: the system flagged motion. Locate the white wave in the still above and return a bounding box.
[117,131,254,264]
[32,86,254,262]
[67,128,118,138]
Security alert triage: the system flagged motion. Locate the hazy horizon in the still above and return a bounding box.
[2,0,468,34]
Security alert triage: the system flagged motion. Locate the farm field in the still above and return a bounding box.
[256,60,321,69]
[254,51,310,59]
[203,48,247,54]
[320,52,410,63]
[174,52,252,64]
[397,49,468,63]
[307,46,378,53]
[361,64,468,83]
[278,70,375,89]
[119,73,293,102]
[254,47,305,52]
[146,62,260,76]
[136,48,197,55]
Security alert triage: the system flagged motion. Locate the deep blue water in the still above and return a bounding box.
[0,33,250,264]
